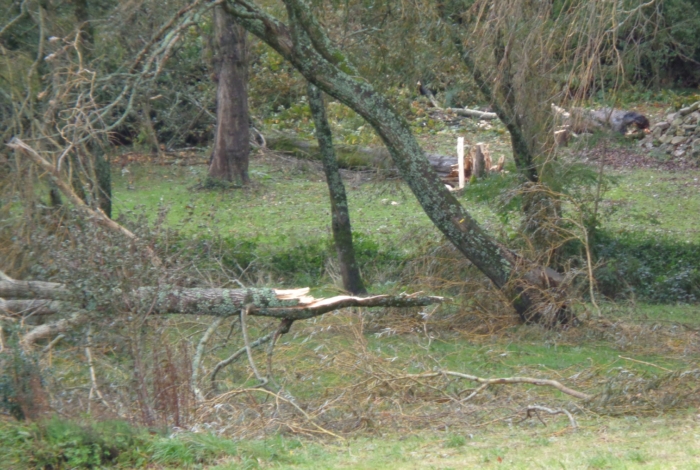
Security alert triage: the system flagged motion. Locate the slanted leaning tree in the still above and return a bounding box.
[220,0,566,324]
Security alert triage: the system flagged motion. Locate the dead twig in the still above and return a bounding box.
[240,304,267,387]
[266,318,294,384]
[41,334,65,354]
[210,331,275,390]
[619,355,672,373]
[85,326,114,413]
[518,405,578,429]
[205,387,345,441]
[192,317,224,401]
[391,370,591,400]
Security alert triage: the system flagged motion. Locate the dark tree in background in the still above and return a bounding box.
[307,83,366,295]
[208,5,250,185]
[74,0,112,217]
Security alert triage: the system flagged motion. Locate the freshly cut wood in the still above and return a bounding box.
[483,145,492,170]
[427,152,463,177]
[554,128,570,147]
[492,155,505,172]
[457,137,465,189]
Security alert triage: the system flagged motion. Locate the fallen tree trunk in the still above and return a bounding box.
[442,107,498,120]
[0,278,443,346]
[266,132,458,177]
[1,282,442,320]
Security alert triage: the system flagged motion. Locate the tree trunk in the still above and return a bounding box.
[224,1,568,324]
[307,83,366,295]
[208,6,250,185]
[74,0,111,217]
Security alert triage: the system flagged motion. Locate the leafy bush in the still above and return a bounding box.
[0,417,247,469]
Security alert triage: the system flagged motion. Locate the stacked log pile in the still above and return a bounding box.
[639,101,700,162]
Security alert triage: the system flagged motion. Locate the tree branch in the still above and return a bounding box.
[7,137,162,267]
[392,370,591,400]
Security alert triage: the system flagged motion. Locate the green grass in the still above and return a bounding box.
[113,162,439,249]
[3,414,699,469]
[599,301,700,326]
[113,144,700,302]
[604,169,700,241]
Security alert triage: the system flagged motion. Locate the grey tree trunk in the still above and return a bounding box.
[224,1,570,324]
[307,83,366,295]
[208,6,250,185]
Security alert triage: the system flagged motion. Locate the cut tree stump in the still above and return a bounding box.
[472,143,487,178]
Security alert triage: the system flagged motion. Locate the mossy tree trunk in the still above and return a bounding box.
[222,0,568,324]
[208,5,250,185]
[307,83,366,295]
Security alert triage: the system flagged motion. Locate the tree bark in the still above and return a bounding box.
[307,83,366,295]
[208,5,250,185]
[223,1,565,323]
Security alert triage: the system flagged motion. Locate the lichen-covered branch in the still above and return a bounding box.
[133,287,443,320]
[0,279,73,301]
[2,280,443,347]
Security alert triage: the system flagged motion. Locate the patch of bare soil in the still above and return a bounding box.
[575,141,699,172]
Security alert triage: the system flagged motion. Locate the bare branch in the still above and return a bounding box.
[21,310,89,349]
[210,330,275,390]
[240,304,267,386]
[519,405,578,429]
[192,317,224,401]
[392,370,591,401]
[0,0,29,39]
